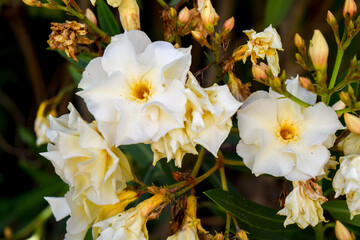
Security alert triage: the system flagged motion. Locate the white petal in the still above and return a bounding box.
[301,102,344,147]
[45,197,71,221]
[237,98,278,144]
[285,75,317,105]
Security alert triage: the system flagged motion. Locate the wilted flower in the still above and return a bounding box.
[45,190,137,240]
[48,21,93,62]
[236,76,343,181]
[167,195,207,240]
[78,30,191,146]
[34,99,57,146]
[333,154,360,219]
[151,72,241,167]
[233,25,283,76]
[94,194,168,240]
[41,103,133,205]
[277,180,327,228]
[338,132,360,155]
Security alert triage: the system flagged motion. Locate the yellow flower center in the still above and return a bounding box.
[129,80,153,103]
[276,119,300,143]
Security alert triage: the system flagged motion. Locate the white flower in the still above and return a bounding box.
[236,76,343,181]
[333,154,360,219]
[41,103,132,205]
[94,194,167,240]
[45,190,138,240]
[151,72,241,167]
[277,181,327,229]
[77,30,191,146]
[45,189,101,240]
[338,133,360,156]
[241,25,283,76]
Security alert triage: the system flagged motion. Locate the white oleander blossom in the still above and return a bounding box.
[333,154,360,219]
[151,72,242,167]
[236,76,344,181]
[77,30,191,146]
[94,194,167,240]
[45,190,138,240]
[41,103,132,205]
[277,181,327,229]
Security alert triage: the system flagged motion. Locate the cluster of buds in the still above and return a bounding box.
[294,30,329,94]
[48,21,93,62]
[163,0,222,45]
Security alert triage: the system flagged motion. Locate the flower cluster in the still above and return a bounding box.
[42,30,241,239]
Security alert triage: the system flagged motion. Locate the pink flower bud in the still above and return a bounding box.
[344,113,360,135]
[118,0,140,30]
[252,64,268,81]
[343,0,357,18]
[223,17,235,33]
[335,220,355,240]
[309,30,329,70]
[178,7,190,24]
[294,33,305,49]
[327,10,337,27]
[86,8,97,26]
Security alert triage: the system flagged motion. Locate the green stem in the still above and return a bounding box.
[219,165,231,239]
[190,147,205,178]
[175,163,219,197]
[281,90,311,107]
[212,39,223,83]
[335,106,360,114]
[314,223,324,240]
[13,206,52,240]
[223,159,245,166]
[156,0,167,8]
[328,48,345,90]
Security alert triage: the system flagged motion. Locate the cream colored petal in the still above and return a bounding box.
[45,197,71,221]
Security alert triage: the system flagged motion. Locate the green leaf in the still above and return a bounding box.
[323,200,360,227]
[263,0,293,28]
[204,189,299,232]
[54,50,93,69]
[67,64,83,85]
[120,143,153,169]
[96,0,121,36]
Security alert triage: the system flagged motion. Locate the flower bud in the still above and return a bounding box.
[85,8,97,26]
[178,7,190,25]
[309,30,329,70]
[252,64,268,81]
[332,100,346,117]
[343,0,357,18]
[23,0,39,6]
[223,17,235,33]
[299,77,314,91]
[294,33,305,49]
[118,0,140,30]
[191,30,206,46]
[327,10,338,28]
[340,91,352,106]
[344,113,360,135]
[201,0,216,34]
[335,220,355,240]
[169,7,177,18]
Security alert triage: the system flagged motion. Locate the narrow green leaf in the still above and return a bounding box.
[263,0,293,28]
[204,189,299,232]
[67,64,83,84]
[96,0,121,36]
[120,143,153,169]
[323,200,360,227]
